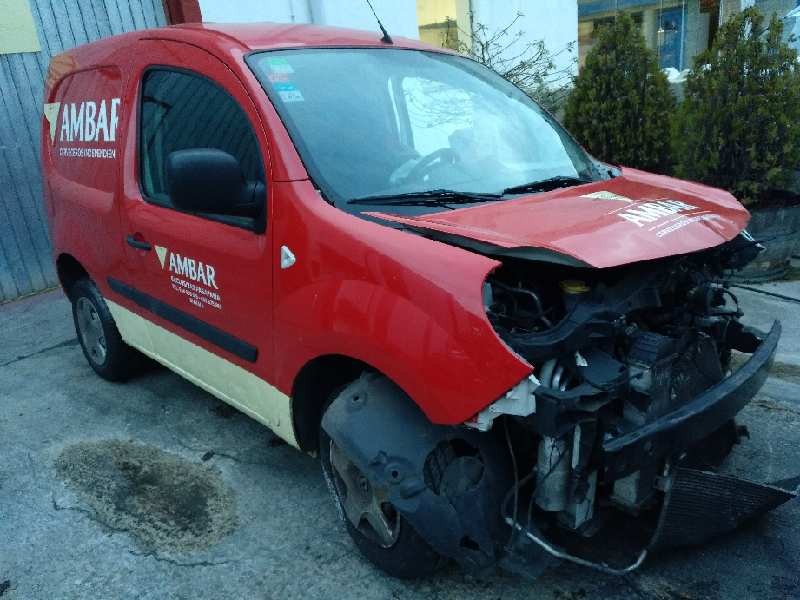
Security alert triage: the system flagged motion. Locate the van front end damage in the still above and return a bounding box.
[499,318,795,575]
[322,234,798,575]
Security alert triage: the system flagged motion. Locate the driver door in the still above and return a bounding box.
[112,40,290,439]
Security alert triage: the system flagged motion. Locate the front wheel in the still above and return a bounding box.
[319,387,444,579]
[70,278,137,381]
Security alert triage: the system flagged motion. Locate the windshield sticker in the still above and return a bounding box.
[266,57,294,74]
[267,72,289,83]
[277,86,304,103]
[154,245,223,311]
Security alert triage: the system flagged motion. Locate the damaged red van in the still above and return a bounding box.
[42,22,797,578]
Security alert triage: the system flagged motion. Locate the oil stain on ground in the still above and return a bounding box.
[55,440,237,552]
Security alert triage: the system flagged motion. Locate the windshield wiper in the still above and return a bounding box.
[502,175,592,196]
[348,189,503,207]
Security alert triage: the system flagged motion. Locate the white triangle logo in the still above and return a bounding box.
[155,245,168,269]
[43,102,61,143]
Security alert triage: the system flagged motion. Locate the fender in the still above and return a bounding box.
[271,181,533,425]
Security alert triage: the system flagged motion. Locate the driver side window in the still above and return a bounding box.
[139,68,265,216]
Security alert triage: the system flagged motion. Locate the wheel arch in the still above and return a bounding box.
[56,253,90,298]
[290,353,377,454]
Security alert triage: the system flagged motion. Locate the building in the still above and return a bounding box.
[0,0,792,302]
[579,0,717,70]
[578,0,799,71]
[0,0,203,303]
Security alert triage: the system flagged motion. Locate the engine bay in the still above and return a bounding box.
[472,232,791,569]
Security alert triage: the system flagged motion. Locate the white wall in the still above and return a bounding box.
[198,0,419,38]
[469,0,579,78]
[198,0,311,23]
[309,0,419,38]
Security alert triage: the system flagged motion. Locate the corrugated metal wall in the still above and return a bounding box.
[0,0,167,303]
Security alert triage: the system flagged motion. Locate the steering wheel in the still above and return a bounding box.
[400,148,462,185]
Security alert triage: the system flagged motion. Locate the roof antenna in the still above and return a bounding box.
[365,0,393,44]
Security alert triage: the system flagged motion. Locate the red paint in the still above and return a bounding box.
[369,169,750,268]
[41,23,749,427]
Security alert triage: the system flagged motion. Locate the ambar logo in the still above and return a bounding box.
[618,200,699,228]
[155,245,168,269]
[42,97,121,144]
[156,246,219,290]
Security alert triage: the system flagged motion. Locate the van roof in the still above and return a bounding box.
[173,21,434,52]
[46,22,444,97]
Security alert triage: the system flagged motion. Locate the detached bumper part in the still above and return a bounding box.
[505,467,798,575]
[651,467,797,551]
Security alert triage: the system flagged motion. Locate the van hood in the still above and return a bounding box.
[368,168,750,268]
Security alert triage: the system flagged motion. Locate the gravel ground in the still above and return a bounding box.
[1,286,799,600]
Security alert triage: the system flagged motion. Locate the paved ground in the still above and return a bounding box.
[1,284,800,600]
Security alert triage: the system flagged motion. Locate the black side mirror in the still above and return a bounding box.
[167,148,251,215]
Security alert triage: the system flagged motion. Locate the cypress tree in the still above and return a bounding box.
[564,14,675,173]
[674,8,800,205]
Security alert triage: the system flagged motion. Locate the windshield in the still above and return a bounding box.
[248,48,596,206]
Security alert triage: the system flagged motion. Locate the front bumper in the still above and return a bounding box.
[603,321,782,480]
[504,320,798,575]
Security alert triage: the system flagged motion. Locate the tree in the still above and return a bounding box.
[673,8,800,205]
[563,14,675,173]
[449,13,577,114]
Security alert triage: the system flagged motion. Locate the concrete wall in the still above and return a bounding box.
[197,0,419,38]
[683,0,709,69]
[754,0,798,19]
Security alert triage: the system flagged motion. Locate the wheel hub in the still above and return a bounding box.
[76,297,107,365]
[329,441,400,548]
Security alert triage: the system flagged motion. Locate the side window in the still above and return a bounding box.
[139,69,264,219]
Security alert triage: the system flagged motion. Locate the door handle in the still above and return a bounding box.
[126,234,152,251]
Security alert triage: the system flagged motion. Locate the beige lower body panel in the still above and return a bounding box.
[107,300,298,447]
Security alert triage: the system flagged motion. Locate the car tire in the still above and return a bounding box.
[319,383,445,579]
[70,278,137,381]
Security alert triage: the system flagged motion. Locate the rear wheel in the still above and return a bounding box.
[70,278,137,381]
[319,383,444,579]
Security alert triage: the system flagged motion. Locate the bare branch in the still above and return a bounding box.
[452,15,575,113]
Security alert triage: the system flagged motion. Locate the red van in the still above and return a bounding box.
[42,22,795,578]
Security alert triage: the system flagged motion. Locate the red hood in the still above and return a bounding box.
[369,168,750,268]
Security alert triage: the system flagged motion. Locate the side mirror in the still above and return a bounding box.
[166,148,252,215]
